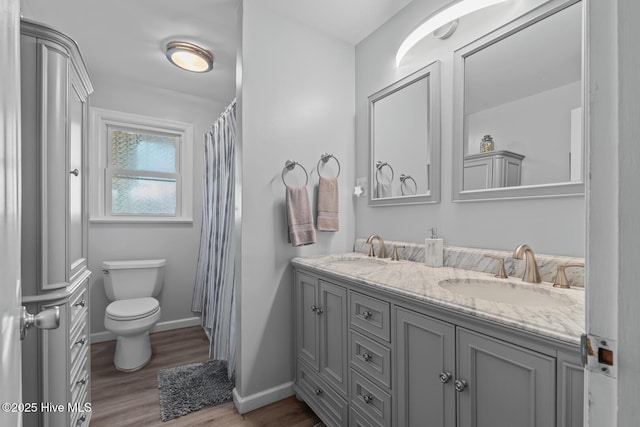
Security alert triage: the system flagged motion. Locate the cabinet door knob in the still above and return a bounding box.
[454,379,467,392]
[362,352,373,362]
[74,300,86,307]
[314,388,323,396]
[310,305,318,312]
[75,337,86,346]
[76,377,87,386]
[70,168,80,176]
[439,371,452,384]
[315,307,324,315]
[363,394,374,404]
[361,310,372,319]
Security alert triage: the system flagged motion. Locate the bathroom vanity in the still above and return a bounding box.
[20,19,93,427]
[292,252,584,427]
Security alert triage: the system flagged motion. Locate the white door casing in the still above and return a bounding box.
[0,0,23,425]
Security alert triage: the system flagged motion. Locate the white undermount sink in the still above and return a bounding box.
[438,278,576,308]
[323,255,390,268]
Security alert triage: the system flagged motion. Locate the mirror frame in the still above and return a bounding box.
[452,0,584,202]
[368,61,441,206]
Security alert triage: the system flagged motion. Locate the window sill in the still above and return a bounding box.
[90,216,193,224]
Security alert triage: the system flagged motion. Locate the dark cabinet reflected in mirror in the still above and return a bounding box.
[368,61,441,206]
[453,0,584,201]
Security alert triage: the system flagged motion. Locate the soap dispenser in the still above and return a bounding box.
[425,227,444,267]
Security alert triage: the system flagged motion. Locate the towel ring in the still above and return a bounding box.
[400,174,418,195]
[317,153,341,178]
[375,161,394,184]
[282,160,309,187]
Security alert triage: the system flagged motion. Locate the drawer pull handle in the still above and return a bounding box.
[361,311,372,320]
[439,371,452,384]
[76,377,87,386]
[454,379,467,392]
[362,352,373,362]
[75,337,86,346]
[363,394,374,404]
[314,388,323,396]
[74,300,86,308]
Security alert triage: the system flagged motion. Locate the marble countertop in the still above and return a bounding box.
[292,253,584,345]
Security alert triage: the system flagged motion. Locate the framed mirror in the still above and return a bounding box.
[368,61,441,206]
[453,0,584,201]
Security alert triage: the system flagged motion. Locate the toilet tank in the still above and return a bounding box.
[102,259,166,301]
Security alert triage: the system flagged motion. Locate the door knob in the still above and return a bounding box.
[20,306,60,340]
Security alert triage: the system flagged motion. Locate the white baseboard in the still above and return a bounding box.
[91,316,202,343]
[232,381,295,414]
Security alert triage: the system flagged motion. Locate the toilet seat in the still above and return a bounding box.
[106,297,160,321]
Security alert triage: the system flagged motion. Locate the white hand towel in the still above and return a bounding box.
[317,176,339,231]
[286,186,316,246]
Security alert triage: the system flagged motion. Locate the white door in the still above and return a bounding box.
[1,0,23,425]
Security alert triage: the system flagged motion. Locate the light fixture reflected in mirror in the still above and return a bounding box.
[166,41,214,73]
[396,0,511,66]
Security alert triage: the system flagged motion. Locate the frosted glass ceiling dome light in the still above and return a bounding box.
[395,0,511,66]
[166,41,214,73]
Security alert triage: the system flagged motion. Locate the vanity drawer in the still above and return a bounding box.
[350,407,377,427]
[69,312,88,368]
[69,284,88,325]
[297,361,348,427]
[350,292,390,342]
[350,330,391,390]
[350,369,391,427]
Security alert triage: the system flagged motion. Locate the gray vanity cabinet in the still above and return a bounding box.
[295,272,349,426]
[293,266,583,427]
[395,308,556,427]
[456,328,555,427]
[395,307,456,427]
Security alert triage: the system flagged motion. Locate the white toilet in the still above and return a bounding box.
[102,259,166,372]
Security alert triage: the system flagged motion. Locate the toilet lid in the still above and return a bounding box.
[106,298,160,321]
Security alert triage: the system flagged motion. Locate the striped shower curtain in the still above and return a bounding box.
[192,100,237,379]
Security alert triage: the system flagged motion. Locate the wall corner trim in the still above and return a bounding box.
[232,381,295,414]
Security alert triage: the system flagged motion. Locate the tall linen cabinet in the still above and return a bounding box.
[20,19,94,427]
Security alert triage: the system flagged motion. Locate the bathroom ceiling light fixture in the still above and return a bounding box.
[395,0,511,66]
[165,41,214,73]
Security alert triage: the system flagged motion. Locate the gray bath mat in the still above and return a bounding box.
[157,359,234,421]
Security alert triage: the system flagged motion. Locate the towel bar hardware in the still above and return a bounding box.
[281,160,309,187]
[399,174,417,195]
[317,153,341,178]
[375,161,394,184]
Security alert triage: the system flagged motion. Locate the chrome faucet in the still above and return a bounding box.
[366,234,387,258]
[512,244,541,283]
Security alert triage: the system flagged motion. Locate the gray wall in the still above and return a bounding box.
[235,0,355,401]
[355,0,585,257]
[88,76,229,337]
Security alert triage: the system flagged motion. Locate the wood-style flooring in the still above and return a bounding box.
[90,326,320,426]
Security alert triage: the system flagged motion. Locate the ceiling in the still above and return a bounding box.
[20,0,412,106]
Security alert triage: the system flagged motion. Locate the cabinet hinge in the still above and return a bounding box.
[581,333,616,378]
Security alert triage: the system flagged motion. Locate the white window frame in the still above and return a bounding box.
[90,108,193,223]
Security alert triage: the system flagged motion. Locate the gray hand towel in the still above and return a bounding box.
[286,186,316,246]
[317,176,339,231]
[376,181,392,198]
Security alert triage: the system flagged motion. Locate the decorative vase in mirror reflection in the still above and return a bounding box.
[480,134,495,152]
